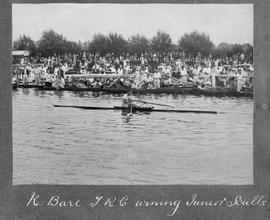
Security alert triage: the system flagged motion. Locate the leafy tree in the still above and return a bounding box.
[38,30,66,56]
[81,40,90,51]
[170,44,178,51]
[88,33,108,55]
[88,32,127,56]
[106,33,127,55]
[38,30,82,57]
[242,43,253,61]
[213,42,233,58]
[13,35,37,56]
[242,43,252,54]
[151,31,172,52]
[231,44,242,56]
[128,34,149,55]
[65,41,82,54]
[178,31,215,57]
[213,42,253,61]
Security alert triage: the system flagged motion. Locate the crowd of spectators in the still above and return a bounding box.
[12,51,254,92]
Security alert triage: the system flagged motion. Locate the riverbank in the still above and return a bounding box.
[14,83,253,98]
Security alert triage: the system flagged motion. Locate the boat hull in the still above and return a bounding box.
[114,106,154,112]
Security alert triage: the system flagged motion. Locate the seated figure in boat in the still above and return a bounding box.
[122,91,139,112]
[122,91,132,108]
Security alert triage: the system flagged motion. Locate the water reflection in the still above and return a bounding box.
[22,88,30,95]
[92,92,102,98]
[122,114,132,123]
[53,90,64,99]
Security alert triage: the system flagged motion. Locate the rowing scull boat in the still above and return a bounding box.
[54,105,217,114]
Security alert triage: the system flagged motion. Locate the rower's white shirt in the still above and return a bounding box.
[122,94,130,107]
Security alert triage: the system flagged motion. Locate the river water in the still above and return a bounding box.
[13,88,253,185]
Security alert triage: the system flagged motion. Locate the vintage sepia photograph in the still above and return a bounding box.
[12,3,253,185]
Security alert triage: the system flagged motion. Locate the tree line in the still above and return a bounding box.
[13,29,253,60]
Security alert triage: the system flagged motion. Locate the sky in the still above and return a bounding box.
[12,4,253,46]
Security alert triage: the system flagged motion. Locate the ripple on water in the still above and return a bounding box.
[13,89,253,185]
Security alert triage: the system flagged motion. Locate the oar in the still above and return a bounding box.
[131,99,175,108]
[111,97,175,108]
